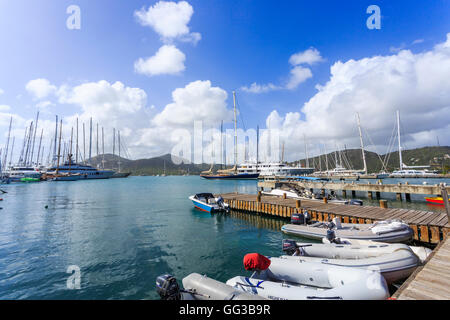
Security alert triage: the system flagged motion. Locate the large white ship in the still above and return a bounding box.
[237,161,314,177]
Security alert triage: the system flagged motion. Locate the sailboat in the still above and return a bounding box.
[391,110,436,177]
[200,91,259,180]
[111,130,131,178]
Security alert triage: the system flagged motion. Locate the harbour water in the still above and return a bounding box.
[0,176,448,300]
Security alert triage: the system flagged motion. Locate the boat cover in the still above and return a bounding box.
[370,220,409,235]
[244,253,271,271]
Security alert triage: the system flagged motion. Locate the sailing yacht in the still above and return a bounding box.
[391,110,435,177]
[200,91,259,180]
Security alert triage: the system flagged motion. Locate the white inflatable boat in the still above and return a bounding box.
[226,255,389,300]
[281,240,420,284]
[281,217,414,243]
[321,237,432,263]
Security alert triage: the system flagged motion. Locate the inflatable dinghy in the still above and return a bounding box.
[282,217,413,243]
[321,237,432,263]
[226,254,389,300]
[156,273,266,300]
[281,240,420,284]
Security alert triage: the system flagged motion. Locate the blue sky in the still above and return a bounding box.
[0,0,449,162]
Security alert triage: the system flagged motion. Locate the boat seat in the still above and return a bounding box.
[332,217,342,229]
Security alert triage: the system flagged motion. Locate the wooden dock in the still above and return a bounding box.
[392,235,450,299]
[220,193,449,244]
[258,179,450,201]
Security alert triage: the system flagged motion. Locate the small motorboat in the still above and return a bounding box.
[425,196,449,205]
[281,216,414,243]
[226,253,389,300]
[155,273,266,300]
[321,237,432,263]
[188,193,229,213]
[281,240,420,284]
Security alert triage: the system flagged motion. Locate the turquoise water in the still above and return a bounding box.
[0,176,448,300]
[0,176,293,300]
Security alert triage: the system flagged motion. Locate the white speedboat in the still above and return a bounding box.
[226,254,389,300]
[262,188,363,205]
[188,193,229,213]
[281,217,414,243]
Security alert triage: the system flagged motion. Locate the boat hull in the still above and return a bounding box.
[200,173,259,180]
[111,172,131,178]
[425,197,449,205]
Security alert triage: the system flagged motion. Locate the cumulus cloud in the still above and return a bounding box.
[25,78,57,100]
[289,47,324,66]
[264,33,450,161]
[134,1,200,45]
[240,82,281,93]
[134,44,186,76]
[242,47,322,93]
[0,88,4,95]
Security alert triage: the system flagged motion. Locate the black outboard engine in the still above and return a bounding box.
[282,239,298,255]
[291,212,304,225]
[326,229,337,243]
[349,199,363,206]
[156,274,181,300]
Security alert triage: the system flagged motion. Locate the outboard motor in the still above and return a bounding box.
[303,210,311,224]
[326,229,337,243]
[291,212,304,225]
[282,239,298,255]
[156,274,181,300]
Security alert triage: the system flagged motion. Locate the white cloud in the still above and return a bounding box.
[0,88,4,95]
[412,39,424,45]
[134,1,200,44]
[286,66,313,90]
[264,33,450,160]
[240,82,281,93]
[0,105,11,111]
[242,48,322,93]
[25,78,57,100]
[134,45,186,76]
[289,47,324,66]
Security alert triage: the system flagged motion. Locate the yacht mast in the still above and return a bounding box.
[397,110,403,170]
[19,126,28,165]
[24,121,33,166]
[76,118,79,163]
[8,137,15,169]
[89,117,92,163]
[30,111,39,166]
[233,91,237,172]
[304,134,309,168]
[36,129,43,166]
[53,116,58,166]
[83,122,86,164]
[324,144,329,172]
[2,116,12,169]
[256,125,259,169]
[356,112,368,174]
[102,126,105,170]
[118,130,121,173]
[56,119,62,174]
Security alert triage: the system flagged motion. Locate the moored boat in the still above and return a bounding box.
[425,196,449,205]
[281,240,420,284]
[226,253,389,300]
[189,193,229,213]
[281,217,414,243]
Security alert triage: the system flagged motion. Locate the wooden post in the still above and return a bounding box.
[376,191,381,199]
[342,190,347,198]
[323,197,328,204]
[405,193,411,202]
[379,199,388,209]
[295,200,301,210]
[283,193,287,199]
[441,186,450,221]
[396,193,402,201]
[368,191,373,199]
[257,191,261,202]
[352,190,356,197]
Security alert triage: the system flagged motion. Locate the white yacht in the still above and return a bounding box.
[237,161,314,177]
[46,156,114,180]
[6,166,42,182]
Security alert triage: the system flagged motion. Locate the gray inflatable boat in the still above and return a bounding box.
[281,218,414,243]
